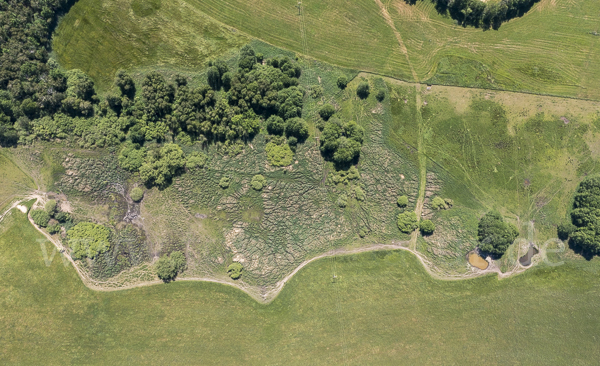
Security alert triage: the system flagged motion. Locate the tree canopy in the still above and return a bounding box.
[67,222,111,260]
[156,251,187,282]
[477,210,519,257]
[569,175,600,255]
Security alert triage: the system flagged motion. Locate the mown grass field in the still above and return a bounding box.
[54,0,600,99]
[1,209,599,364]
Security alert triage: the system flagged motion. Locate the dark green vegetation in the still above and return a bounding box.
[156,251,187,282]
[67,222,111,259]
[406,0,540,30]
[2,212,600,364]
[419,219,435,235]
[31,209,50,228]
[568,175,600,256]
[227,262,243,279]
[397,211,418,233]
[477,210,519,257]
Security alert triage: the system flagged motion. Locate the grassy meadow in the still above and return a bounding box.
[1,209,599,364]
[54,0,600,99]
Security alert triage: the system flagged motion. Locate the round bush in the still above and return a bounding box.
[397,211,418,233]
[355,187,366,201]
[419,220,435,235]
[337,194,348,208]
[319,104,335,121]
[431,196,448,210]
[251,174,267,191]
[376,89,386,102]
[31,209,50,227]
[356,81,370,99]
[397,195,408,208]
[337,76,348,89]
[45,199,57,215]
[266,115,285,135]
[48,224,61,235]
[130,187,144,202]
[219,176,231,189]
[227,262,243,280]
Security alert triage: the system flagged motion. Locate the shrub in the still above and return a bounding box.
[251,175,267,191]
[55,212,71,223]
[130,187,144,202]
[359,228,367,238]
[156,251,187,282]
[227,262,243,279]
[319,104,335,121]
[431,197,448,210]
[478,211,519,257]
[67,222,111,260]
[219,176,231,189]
[118,144,147,172]
[170,251,187,273]
[569,175,600,254]
[266,142,294,167]
[337,76,348,89]
[397,211,418,233]
[356,81,370,99]
[337,194,348,208]
[419,220,435,235]
[31,209,50,227]
[376,89,386,102]
[139,143,186,187]
[285,117,309,141]
[308,85,324,99]
[557,222,576,241]
[397,195,408,208]
[48,224,61,235]
[45,199,57,215]
[266,115,285,135]
[355,187,366,201]
[186,152,207,169]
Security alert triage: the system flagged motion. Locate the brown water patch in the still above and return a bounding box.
[468,252,489,270]
[519,244,539,266]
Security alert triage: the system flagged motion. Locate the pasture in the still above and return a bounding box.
[1,210,599,364]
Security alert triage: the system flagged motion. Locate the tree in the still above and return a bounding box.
[420,220,435,235]
[251,174,267,191]
[186,152,207,169]
[285,117,309,141]
[139,143,186,187]
[219,176,231,189]
[227,262,243,279]
[319,104,335,121]
[67,222,111,260]
[431,196,448,210]
[337,76,348,89]
[31,209,50,227]
[118,144,147,172]
[397,211,418,233]
[266,115,285,135]
[332,137,361,166]
[55,212,71,223]
[45,199,57,215]
[356,81,370,99]
[569,175,600,255]
[557,222,576,241]
[130,187,144,202]
[376,89,386,102]
[156,251,187,282]
[477,210,519,257]
[397,195,409,208]
[114,70,136,99]
[207,66,221,90]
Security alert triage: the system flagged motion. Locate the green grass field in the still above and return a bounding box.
[1,208,599,364]
[54,0,600,99]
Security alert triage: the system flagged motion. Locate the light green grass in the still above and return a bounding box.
[1,209,600,364]
[0,153,36,212]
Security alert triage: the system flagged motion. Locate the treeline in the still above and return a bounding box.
[406,0,540,29]
[0,0,77,145]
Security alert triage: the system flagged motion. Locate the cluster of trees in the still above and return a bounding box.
[477,210,519,257]
[319,117,365,168]
[406,0,540,30]
[156,251,187,282]
[562,175,600,256]
[31,199,72,234]
[0,0,76,145]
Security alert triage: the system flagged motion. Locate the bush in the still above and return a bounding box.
[336,194,348,208]
[355,187,366,201]
[55,212,71,223]
[431,197,448,210]
[397,195,409,208]
[170,251,187,273]
[285,117,309,141]
[139,143,186,187]
[48,224,61,235]
[478,211,519,257]
[130,187,144,202]
[376,89,386,102]
[308,85,324,99]
[156,251,187,282]
[419,220,435,235]
[266,115,285,135]
[397,212,418,233]
[356,81,370,99]
[45,199,57,215]
[319,104,335,121]
[67,222,111,260]
[227,262,243,279]
[557,222,576,241]
[219,176,231,189]
[31,209,50,227]
[266,142,294,167]
[337,76,348,89]
[186,152,207,169]
[251,175,267,191]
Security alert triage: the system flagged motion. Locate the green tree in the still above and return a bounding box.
[557,222,576,241]
[55,212,71,223]
[356,81,370,99]
[227,262,243,279]
[376,89,386,102]
[186,152,207,169]
[251,174,267,191]
[319,104,335,121]
[31,209,50,227]
[285,117,309,141]
[119,144,147,172]
[219,176,231,189]
[397,211,418,233]
[114,70,136,99]
[337,76,348,89]
[156,251,187,282]
[130,187,144,202]
[45,199,57,216]
[569,175,600,255]
[397,195,409,208]
[431,197,448,210]
[477,210,519,257]
[67,222,111,260]
[332,137,361,166]
[139,143,186,187]
[419,220,435,235]
[266,115,285,135]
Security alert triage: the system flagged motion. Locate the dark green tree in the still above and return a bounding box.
[477,210,519,257]
[356,81,370,99]
[319,104,336,121]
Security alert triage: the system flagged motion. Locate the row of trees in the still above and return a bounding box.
[560,175,600,256]
[407,0,540,30]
